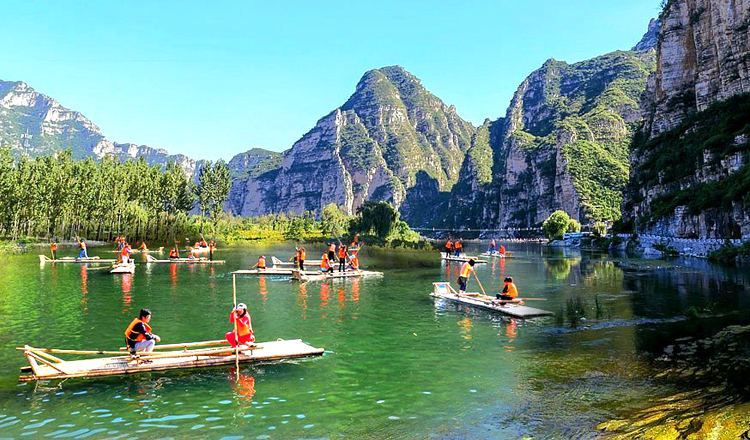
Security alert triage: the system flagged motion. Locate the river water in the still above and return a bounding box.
[0,243,748,439]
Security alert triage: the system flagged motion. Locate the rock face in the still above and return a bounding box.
[625,0,750,239]
[443,50,655,230]
[229,66,475,223]
[0,80,200,176]
[632,18,661,51]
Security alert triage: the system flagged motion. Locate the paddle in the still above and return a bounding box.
[473,269,487,296]
[232,273,239,373]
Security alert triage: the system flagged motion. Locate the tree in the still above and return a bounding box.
[195,160,231,220]
[542,210,571,240]
[567,219,581,233]
[592,221,607,238]
[320,203,347,237]
[354,201,399,239]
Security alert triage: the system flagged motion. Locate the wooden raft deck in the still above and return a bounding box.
[145,255,225,264]
[430,282,553,318]
[440,252,487,263]
[291,269,383,282]
[19,339,324,381]
[39,255,117,264]
[233,268,322,276]
[479,251,515,258]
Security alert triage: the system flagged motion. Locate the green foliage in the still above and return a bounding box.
[195,160,232,220]
[592,221,608,238]
[352,201,400,240]
[542,210,571,240]
[708,240,750,263]
[566,219,581,233]
[320,203,349,237]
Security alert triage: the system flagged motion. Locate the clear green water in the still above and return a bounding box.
[0,243,748,439]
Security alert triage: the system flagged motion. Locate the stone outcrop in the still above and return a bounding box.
[229,66,475,224]
[632,18,661,51]
[0,80,200,176]
[625,0,750,239]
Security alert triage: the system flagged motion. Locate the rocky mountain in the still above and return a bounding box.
[442,48,656,230]
[632,18,661,51]
[0,80,200,176]
[228,66,475,224]
[624,0,750,239]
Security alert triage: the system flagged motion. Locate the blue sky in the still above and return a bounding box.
[2,0,661,161]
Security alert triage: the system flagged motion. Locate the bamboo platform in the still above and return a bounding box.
[110,262,135,274]
[291,269,383,282]
[108,247,164,254]
[39,255,117,264]
[440,252,487,263]
[430,282,553,318]
[186,247,211,254]
[18,339,324,381]
[480,251,515,258]
[145,255,225,264]
[233,268,322,276]
[270,257,323,267]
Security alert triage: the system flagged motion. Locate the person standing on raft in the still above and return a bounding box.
[327,242,336,265]
[296,247,306,271]
[77,239,88,259]
[226,303,254,347]
[51,241,58,260]
[445,239,454,256]
[454,239,463,257]
[497,277,519,300]
[489,238,497,254]
[125,309,161,354]
[338,244,347,272]
[457,259,475,294]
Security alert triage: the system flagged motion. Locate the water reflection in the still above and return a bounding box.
[229,368,256,403]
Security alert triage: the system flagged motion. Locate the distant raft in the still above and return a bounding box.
[18,339,324,381]
[291,269,383,282]
[108,247,164,254]
[39,255,117,264]
[440,252,487,263]
[270,256,323,267]
[110,262,136,274]
[430,282,553,318]
[145,255,225,264]
[479,251,514,258]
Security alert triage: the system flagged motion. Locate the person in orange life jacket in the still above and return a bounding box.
[499,244,506,255]
[200,239,208,247]
[489,238,497,254]
[169,247,179,259]
[457,259,475,294]
[120,243,133,264]
[77,239,88,259]
[257,255,267,269]
[51,241,58,260]
[320,253,332,274]
[338,245,347,272]
[454,240,463,257]
[497,277,519,300]
[296,247,306,270]
[348,252,360,270]
[139,241,147,250]
[445,239,453,256]
[125,308,161,354]
[225,303,254,348]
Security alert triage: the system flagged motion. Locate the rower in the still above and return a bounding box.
[169,247,179,259]
[454,240,463,257]
[256,255,267,270]
[201,239,208,247]
[457,259,475,294]
[338,244,347,272]
[499,244,506,256]
[139,241,147,251]
[120,243,133,265]
[327,242,336,264]
[445,239,453,256]
[496,276,519,300]
[51,241,58,260]
[225,303,254,348]
[77,239,88,259]
[348,252,360,271]
[489,238,497,254]
[297,247,306,270]
[125,309,161,355]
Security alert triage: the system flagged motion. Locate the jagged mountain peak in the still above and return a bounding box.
[632,18,660,51]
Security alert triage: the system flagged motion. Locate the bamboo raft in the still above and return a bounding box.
[480,251,514,258]
[270,256,323,267]
[186,246,212,254]
[39,255,117,264]
[440,252,487,263]
[18,339,324,381]
[108,247,164,254]
[233,268,323,276]
[291,269,383,282]
[110,262,135,274]
[145,255,225,264]
[430,282,553,318]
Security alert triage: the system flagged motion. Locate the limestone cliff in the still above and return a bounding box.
[0,80,200,176]
[625,0,750,239]
[444,50,655,230]
[229,66,475,224]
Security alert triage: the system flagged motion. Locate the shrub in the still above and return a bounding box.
[542,210,571,240]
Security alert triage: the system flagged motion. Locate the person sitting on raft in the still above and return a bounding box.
[320,253,332,274]
[169,247,179,259]
[120,242,133,264]
[253,255,266,270]
[139,241,148,251]
[457,259,475,294]
[497,277,519,300]
[226,303,254,348]
[348,252,360,271]
[125,308,161,354]
[499,245,506,256]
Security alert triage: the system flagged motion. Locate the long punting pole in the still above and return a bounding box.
[232,273,239,373]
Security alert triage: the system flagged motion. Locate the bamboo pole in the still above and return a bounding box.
[17,347,124,355]
[118,339,229,351]
[473,270,487,296]
[232,273,239,373]
[26,352,66,374]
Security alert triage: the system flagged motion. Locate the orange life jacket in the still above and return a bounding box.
[320,254,330,269]
[350,254,359,269]
[499,246,506,254]
[124,318,152,343]
[231,311,252,336]
[121,246,131,257]
[51,243,57,251]
[169,249,178,258]
[257,257,266,268]
[455,242,463,249]
[328,244,335,252]
[140,242,147,250]
[503,282,519,298]
[299,249,306,260]
[338,247,347,258]
[80,241,87,250]
[446,241,453,249]
[459,262,472,278]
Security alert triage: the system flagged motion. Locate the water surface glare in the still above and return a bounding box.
[0,243,748,438]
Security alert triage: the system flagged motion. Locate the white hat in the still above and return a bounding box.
[236,303,247,310]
